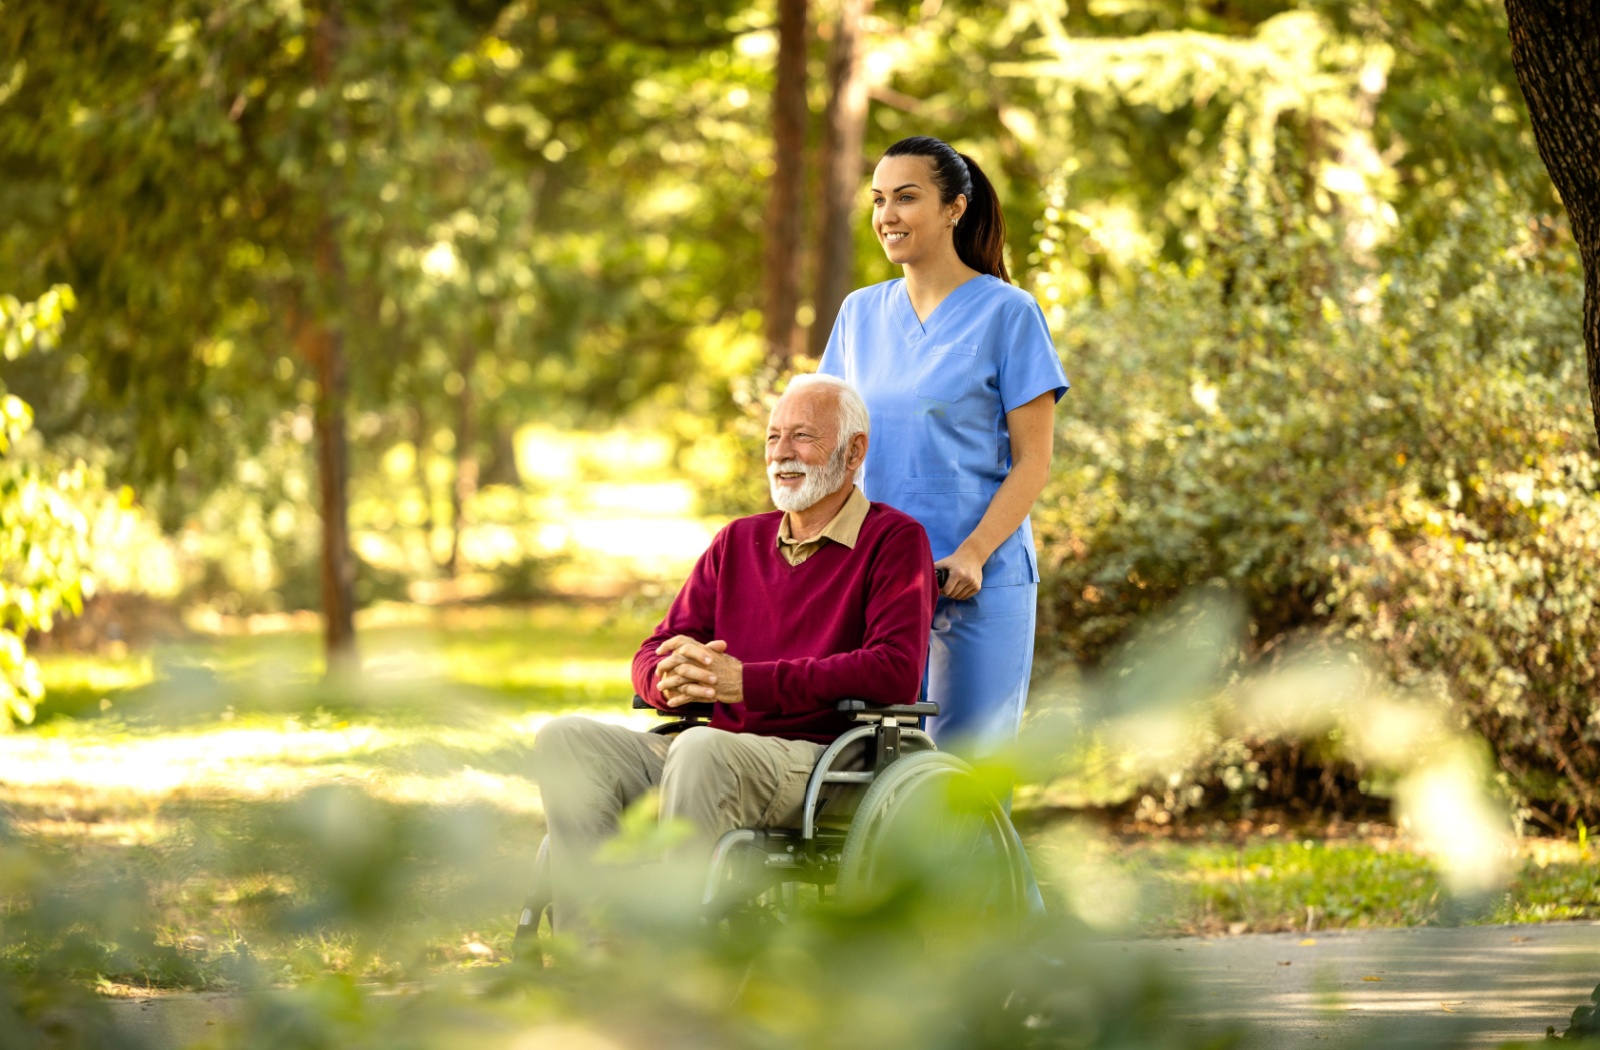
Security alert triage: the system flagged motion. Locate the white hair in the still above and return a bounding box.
[783,373,870,447]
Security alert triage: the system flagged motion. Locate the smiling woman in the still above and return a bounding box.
[818,136,1070,758]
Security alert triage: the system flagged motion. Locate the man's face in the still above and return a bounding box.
[766,389,850,513]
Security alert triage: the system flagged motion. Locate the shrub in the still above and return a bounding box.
[1032,179,1599,825]
[0,287,96,725]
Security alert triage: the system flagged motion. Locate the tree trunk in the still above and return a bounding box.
[763,0,808,367]
[1506,0,1600,448]
[809,0,872,360]
[306,0,358,670]
[298,273,358,671]
[448,334,479,578]
[413,400,437,557]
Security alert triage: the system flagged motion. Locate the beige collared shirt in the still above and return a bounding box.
[776,486,870,567]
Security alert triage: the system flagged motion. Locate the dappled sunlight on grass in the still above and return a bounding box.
[0,715,536,809]
[13,602,666,824]
[24,650,159,719]
[361,604,652,703]
[1,707,656,818]
[34,601,661,716]
[29,651,155,695]
[1,782,542,988]
[0,598,671,991]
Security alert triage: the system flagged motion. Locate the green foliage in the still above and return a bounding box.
[1502,849,1600,924]
[0,608,1579,1046]
[0,845,152,1049]
[1032,152,1595,821]
[0,286,99,725]
[0,0,770,486]
[0,0,799,628]
[0,748,1241,1050]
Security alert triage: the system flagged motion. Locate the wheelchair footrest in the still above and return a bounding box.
[703,829,840,915]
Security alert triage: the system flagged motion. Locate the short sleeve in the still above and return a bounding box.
[997,296,1069,414]
[818,298,849,378]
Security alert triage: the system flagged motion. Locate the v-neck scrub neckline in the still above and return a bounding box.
[895,272,988,339]
[818,275,1069,588]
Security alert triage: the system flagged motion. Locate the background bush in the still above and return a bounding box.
[1032,172,1598,828]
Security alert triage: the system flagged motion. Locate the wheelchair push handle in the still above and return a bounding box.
[935,566,949,589]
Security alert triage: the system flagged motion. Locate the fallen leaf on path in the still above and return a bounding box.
[1299,938,1317,946]
[1510,935,1533,944]
[1361,976,1384,982]
[1278,961,1292,966]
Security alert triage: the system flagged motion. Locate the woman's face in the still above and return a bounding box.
[870,154,964,269]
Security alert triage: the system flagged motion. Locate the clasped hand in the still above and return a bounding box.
[654,635,744,706]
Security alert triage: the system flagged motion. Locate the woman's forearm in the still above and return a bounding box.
[953,451,1051,564]
[952,391,1056,565]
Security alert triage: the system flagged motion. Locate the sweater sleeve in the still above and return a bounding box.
[740,518,936,714]
[631,528,725,710]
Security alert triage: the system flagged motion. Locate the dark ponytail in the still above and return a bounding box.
[883,135,1009,283]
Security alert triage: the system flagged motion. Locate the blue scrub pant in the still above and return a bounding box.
[924,581,1047,916]
[925,581,1037,758]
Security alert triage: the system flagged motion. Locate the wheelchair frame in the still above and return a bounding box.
[696,696,941,918]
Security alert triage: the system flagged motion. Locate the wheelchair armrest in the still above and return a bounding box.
[633,694,717,720]
[835,698,940,718]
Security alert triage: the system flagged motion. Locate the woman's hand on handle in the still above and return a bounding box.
[934,548,985,600]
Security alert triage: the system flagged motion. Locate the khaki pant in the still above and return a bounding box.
[531,715,827,938]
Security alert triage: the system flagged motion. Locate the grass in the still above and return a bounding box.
[34,601,658,721]
[5,602,1599,994]
[1027,819,1600,937]
[5,601,662,991]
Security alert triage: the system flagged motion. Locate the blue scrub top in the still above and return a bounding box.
[818,274,1069,587]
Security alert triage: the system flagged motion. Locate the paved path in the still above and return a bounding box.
[1141,921,1600,1047]
[106,923,1599,1048]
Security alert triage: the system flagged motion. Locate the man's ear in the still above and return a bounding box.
[847,432,868,471]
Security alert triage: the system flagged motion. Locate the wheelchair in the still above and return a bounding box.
[513,693,1035,949]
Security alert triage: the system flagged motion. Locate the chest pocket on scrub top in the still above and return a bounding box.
[913,343,978,403]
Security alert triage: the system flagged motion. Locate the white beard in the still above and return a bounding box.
[768,445,850,513]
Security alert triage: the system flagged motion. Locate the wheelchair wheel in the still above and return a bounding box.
[836,750,1028,932]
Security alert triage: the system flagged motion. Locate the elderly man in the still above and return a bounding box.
[532,374,937,936]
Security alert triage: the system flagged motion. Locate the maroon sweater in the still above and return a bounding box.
[631,502,937,743]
